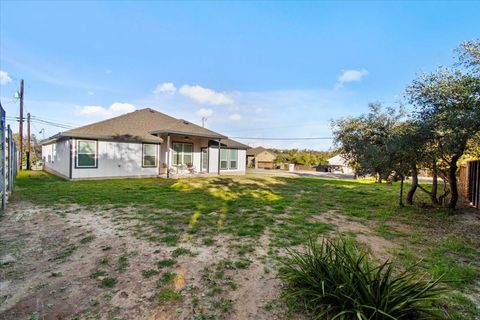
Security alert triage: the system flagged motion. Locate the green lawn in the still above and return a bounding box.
[13,171,480,319]
[15,171,427,246]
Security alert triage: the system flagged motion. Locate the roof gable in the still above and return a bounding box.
[247,146,274,156]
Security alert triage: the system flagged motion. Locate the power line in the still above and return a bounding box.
[30,116,74,129]
[7,116,73,130]
[31,118,73,129]
[7,113,334,140]
[226,122,327,133]
[30,115,80,127]
[230,136,334,140]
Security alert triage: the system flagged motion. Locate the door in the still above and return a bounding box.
[201,148,209,172]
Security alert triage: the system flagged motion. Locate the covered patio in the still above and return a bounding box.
[151,127,248,178]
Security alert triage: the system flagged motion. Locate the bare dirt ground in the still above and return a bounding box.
[2,200,478,320]
[0,201,288,320]
[312,210,404,261]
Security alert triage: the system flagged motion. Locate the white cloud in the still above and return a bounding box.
[87,91,95,96]
[179,85,233,105]
[77,102,136,117]
[196,108,213,117]
[153,82,176,95]
[135,86,377,150]
[229,113,242,121]
[105,69,112,74]
[78,105,111,117]
[109,102,136,113]
[336,69,368,88]
[0,70,12,85]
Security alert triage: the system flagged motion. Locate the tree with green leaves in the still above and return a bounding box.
[272,149,333,167]
[332,103,405,183]
[406,41,480,209]
[331,40,479,209]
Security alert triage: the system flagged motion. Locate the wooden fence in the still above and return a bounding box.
[459,160,480,210]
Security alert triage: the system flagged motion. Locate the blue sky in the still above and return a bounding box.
[1,1,479,150]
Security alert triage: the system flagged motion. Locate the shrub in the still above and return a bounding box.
[278,238,446,319]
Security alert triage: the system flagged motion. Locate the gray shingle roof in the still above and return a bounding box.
[42,108,241,145]
[208,138,249,149]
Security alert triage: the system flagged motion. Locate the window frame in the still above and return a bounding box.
[219,148,239,170]
[142,143,158,168]
[229,149,238,170]
[220,149,228,170]
[75,139,98,169]
[172,142,194,166]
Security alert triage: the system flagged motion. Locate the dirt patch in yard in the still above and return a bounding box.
[312,211,404,261]
[0,201,290,320]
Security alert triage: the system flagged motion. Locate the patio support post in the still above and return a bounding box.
[167,134,171,178]
[217,138,221,175]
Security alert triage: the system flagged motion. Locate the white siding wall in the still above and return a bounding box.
[43,137,247,179]
[237,149,247,173]
[42,139,71,178]
[71,139,159,179]
[209,147,219,173]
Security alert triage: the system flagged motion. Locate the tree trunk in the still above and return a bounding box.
[399,175,404,207]
[375,172,382,183]
[407,165,418,205]
[447,155,460,209]
[431,161,438,205]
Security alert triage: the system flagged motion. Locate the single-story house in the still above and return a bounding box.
[246,147,277,169]
[41,108,248,180]
[327,154,354,174]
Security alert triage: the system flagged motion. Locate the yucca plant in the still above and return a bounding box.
[278,238,446,320]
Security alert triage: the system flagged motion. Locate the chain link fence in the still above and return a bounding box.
[1,104,18,210]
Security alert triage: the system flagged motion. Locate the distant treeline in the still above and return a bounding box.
[269,149,338,166]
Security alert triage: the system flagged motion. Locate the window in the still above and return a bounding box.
[76,140,97,168]
[183,144,193,165]
[143,144,158,167]
[229,149,238,169]
[220,149,238,170]
[220,149,228,169]
[172,143,193,166]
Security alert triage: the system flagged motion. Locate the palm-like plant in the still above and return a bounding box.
[278,238,446,319]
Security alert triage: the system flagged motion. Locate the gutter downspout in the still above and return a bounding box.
[167,134,171,179]
[69,138,73,179]
[217,138,221,175]
[157,141,161,177]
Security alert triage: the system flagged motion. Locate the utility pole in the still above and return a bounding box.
[19,79,24,170]
[27,112,31,170]
[202,117,207,128]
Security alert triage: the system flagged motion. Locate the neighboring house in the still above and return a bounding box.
[41,108,248,180]
[327,154,354,174]
[246,147,277,169]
